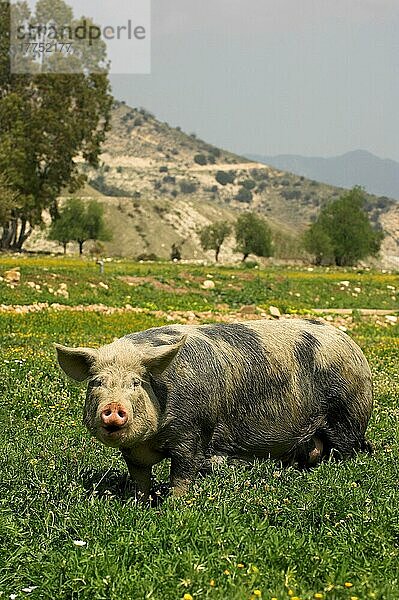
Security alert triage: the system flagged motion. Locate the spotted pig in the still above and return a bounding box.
[56,318,373,501]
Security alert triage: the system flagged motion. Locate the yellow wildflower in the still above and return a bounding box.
[314,595,323,599]
[350,597,359,600]
[344,582,353,588]
[253,591,261,597]
[224,569,230,575]
[183,594,193,600]
[209,580,215,587]
[237,563,244,568]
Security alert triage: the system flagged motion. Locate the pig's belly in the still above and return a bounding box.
[209,420,295,460]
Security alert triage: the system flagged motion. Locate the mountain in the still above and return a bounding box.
[26,103,399,268]
[246,150,399,201]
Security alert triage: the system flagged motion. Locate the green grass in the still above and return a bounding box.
[0,256,398,312]
[0,258,398,599]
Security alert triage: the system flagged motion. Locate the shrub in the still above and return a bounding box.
[209,147,221,158]
[194,154,207,166]
[215,171,235,186]
[281,189,301,200]
[179,180,198,194]
[236,187,253,203]
[240,179,256,190]
[136,252,159,261]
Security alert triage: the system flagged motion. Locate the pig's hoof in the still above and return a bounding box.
[171,478,190,498]
[308,436,323,466]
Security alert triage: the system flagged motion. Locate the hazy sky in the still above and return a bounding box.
[56,0,399,160]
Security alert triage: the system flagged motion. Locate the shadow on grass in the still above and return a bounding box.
[80,467,170,506]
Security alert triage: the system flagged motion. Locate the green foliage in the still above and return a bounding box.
[303,221,334,265]
[0,0,113,251]
[208,146,221,158]
[240,179,256,191]
[90,176,129,197]
[215,170,235,186]
[199,221,231,262]
[236,187,253,203]
[0,174,19,226]
[235,212,273,261]
[281,189,301,200]
[193,154,207,166]
[304,187,383,266]
[48,198,111,255]
[179,180,197,194]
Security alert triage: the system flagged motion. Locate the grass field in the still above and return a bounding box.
[1,257,398,600]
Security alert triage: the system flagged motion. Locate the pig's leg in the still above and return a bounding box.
[169,437,206,497]
[121,451,152,502]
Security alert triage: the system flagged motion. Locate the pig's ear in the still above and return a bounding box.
[142,335,187,375]
[55,344,98,382]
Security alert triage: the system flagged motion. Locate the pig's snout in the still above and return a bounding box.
[100,403,128,430]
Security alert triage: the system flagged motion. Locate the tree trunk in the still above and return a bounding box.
[78,240,84,255]
[63,242,67,255]
[215,246,220,262]
[9,217,17,248]
[13,218,33,250]
[1,221,13,250]
[242,253,249,262]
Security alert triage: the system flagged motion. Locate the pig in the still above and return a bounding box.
[56,318,373,501]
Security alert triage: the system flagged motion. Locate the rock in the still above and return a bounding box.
[4,269,20,284]
[201,280,215,289]
[385,315,397,324]
[269,305,281,318]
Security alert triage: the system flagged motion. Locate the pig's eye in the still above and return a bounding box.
[130,378,141,389]
[90,378,102,388]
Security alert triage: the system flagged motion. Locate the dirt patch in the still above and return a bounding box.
[119,275,189,295]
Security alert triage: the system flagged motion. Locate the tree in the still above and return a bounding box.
[0,0,113,251]
[199,221,231,262]
[78,200,111,255]
[235,212,273,262]
[304,187,383,266]
[48,197,84,254]
[48,198,111,255]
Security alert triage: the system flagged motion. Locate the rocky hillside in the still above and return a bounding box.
[27,101,399,268]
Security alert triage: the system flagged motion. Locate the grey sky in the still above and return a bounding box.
[111,0,399,161]
[37,0,399,160]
